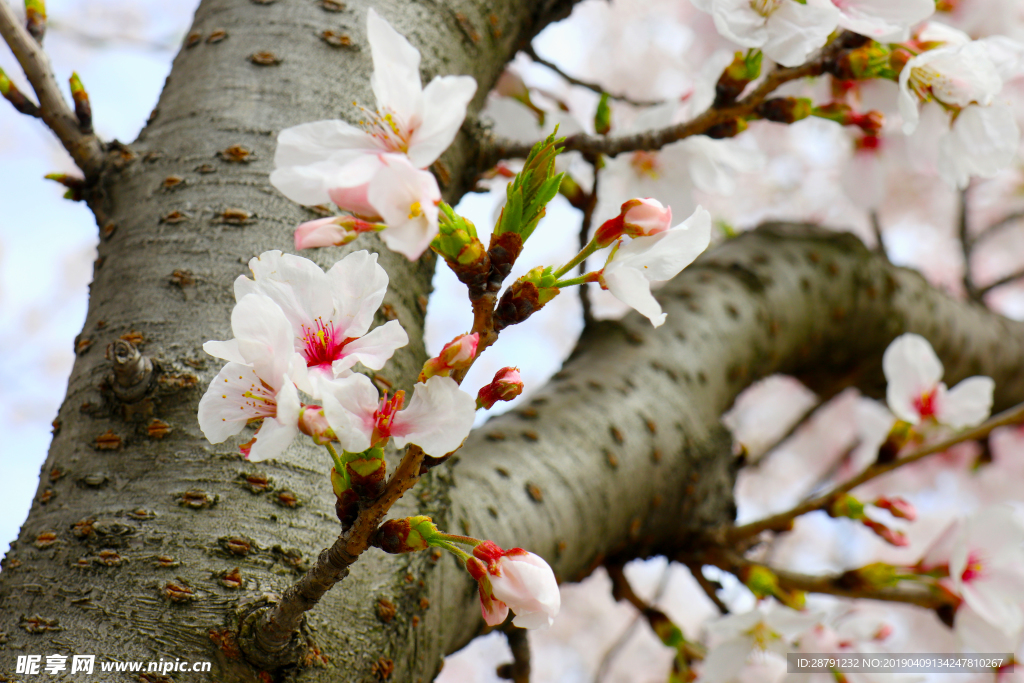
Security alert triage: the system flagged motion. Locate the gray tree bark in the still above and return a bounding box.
[4,1,1024,682]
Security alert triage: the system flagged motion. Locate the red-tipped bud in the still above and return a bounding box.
[873,496,917,521]
[419,333,479,381]
[477,367,524,409]
[595,198,672,247]
[863,519,910,547]
[0,68,40,117]
[295,215,384,250]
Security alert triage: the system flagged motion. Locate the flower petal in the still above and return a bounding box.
[835,0,934,42]
[603,260,667,327]
[331,320,409,376]
[198,362,266,443]
[231,293,297,386]
[938,103,1020,190]
[407,75,478,167]
[367,156,442,260]
[391,376,476,455]
[762,0,839,67]
[203,338,245,364]
[367,8,423,124]
[320,373,379,453]
[882,333,944,424]
[243,252,334,340]
[247,417,300,462]
[936,375,994,429]
[326,250,390,337]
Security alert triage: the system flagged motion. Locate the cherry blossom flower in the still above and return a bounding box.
[598,205,712,327]
[465,541,560,630]
[320,373,476,456]
[701,601,821,683]
[420,333,479,381]
[294,215,385,251]
[198,293,305,461]
[365,153,442,260]
[829,0,934,42]
[206,250,408,394]
[690,0,839,67]
[937,102,1020,189]
[882,333,994,429]
[918,506,1024,649]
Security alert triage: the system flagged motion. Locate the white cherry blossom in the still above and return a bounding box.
[466,541,560,630]
[197,293,305,461]
[365,154,442,260]
[599,205,712,327]
[830,0,934,42]
[320,373,476,456]
[882,333,994,429]
[690,0,839,67]
[937,102,1020,189]
[207,250,408,394]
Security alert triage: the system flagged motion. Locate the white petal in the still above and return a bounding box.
[960,578,1024,632]
[898,63,923,135]
[368,156,441,260]
[955,604,1023,654]
[320,373,379,453]
[679,136,765,195]
[762,0,839,67]
[613,205,712,281]
[234,273,257,302]
[700,637,755,683]
[919,518,960,570]
[709,0,769,49]
[978,36,1024,82]
[331,320,409,376]
[198,362,265,443]
[407,75,478,168]
[247,251,333,335]
[936,376,994,429]
[276,376,301,428]
[232,294,296,386]
[271,121,382,205]
[247,417,300,462]
[603,261,666,327]
[203,338,245,364]
[938,103,1020,190]
[367,8,423,124]
[882,333,944,424]
[917,21,971,47]
[326,250,390,337]
[491,553,560,630]
[391,376,476,455]
[835,0,934,42]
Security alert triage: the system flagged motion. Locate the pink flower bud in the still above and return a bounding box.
[476,367,524,410]
[297,405,335,445]
[419,333,479,381]
[863,519,910,547]
[467,541,560,630]
[294,215,383,250]
[594,198,672,246]
[873,623,893,641]
[874,496,917,521]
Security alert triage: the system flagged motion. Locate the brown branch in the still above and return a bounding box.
[869,210,888,261]
[723,401,1024,543]
[523,44,661,108]
[497,623,531,683]
[578,155,600,328]
[0,0,104,179]
[978,266,1024,297]
[241,445,427,669]
[684,562,729,615]
[970,209,1024,249]
[957,188,981,302]
[479,38,844,167]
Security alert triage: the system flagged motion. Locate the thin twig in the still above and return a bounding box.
[578,155,600,328]
[480,37,845,167]
[723,401,1024,542]
[684,562,729,615]
[957,188,980,302]
[597,563,676,683]
[978,266,1024,297]
[0,0,104,178]
[523,44,661,108]
[498,623,531,683]
[970,210,1024,249]
[869,210,888,261]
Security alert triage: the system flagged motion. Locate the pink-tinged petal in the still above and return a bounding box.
[247,416,300,462]
[762,0,839,67]
[936,375,994,429]
[244,251,333,336]
[480,589,510,627]
[326,250,390,337]
[623,205,712,281]
[326,153,387,218]
[700,636,756,683]
[391,376,476,456]
[198,362,268,443]
[367,8,423,125]
[919,518,959,571]
[294,217,356,250]
[834,0,934,42]
[231,293,296,386]
[331,320,409,376]
[882,333,944,424]
[622,198,672,236]
[320,373,379,453]
[203,338,245,364]
[272,156,381,208]
[959,578,1024,632]
[491,553,560,630]
[368,156,442,260]
[938,103,1020,190]
[954,604,1023,654]
[274,119,380,169]
[407,75,478,168]
[603,262,666,327]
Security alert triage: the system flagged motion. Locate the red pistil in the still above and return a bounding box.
[962,552,985,583]
[300,317,357,369]
[913,389,937,420]
[371,390,405,446]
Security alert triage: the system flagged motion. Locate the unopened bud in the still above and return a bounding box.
[742,564,805,609]
[873,496,916,521]
[477,367,524,409]
[494,267,560,331]
[876,420,913,464]
[756,97,812,124]
[44,172,86,201]
[433,203,486,267]
[294,215,384,250]
[0,68,40,117]
[705,117,747,140]
[594,92,612,135]
[298,405,335,445]
[812,103,884,136]
[840,562,900,590]
[558,174,588,210]
[595,198,672,246]
[331,467,358,528]
[862,519,909,547]
[69,72,91,134]
[25,0,46,42]
[715,49,762,107]
[826,43,895,80]
[374,515,438,554]
[828,494,865,520]
[420,332,479,381]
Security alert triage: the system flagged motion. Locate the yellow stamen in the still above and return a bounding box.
[408,201,423,219]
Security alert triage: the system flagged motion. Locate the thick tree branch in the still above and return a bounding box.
[0,0,103,178]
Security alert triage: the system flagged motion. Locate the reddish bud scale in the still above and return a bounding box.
[346,456,386,499]
[374,516,435,553]
[862,519,909,547]
[419,333,479,381]
[756,97,812,124]
[25,0,46,41]
[594,215,625,247]
[705,117,747,140]
[477,367,524,410]
[874,496,917,521]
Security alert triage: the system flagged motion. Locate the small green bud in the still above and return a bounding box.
[756,97,813,124]
[494,130,565,241]
[594,92,612,135]
[828,493,865,520]
[25,0,46,41]
[69,72,92,133]
[827,43,896,81]
[715,49,762,107]
[842,562,900,590]
[374,515,438,554]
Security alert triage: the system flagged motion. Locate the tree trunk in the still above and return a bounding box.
[4,1,1024,682]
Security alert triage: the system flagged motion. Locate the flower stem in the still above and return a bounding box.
[325,442,345,472]
[432,539,473,564]
[436,532,482,547]
[553,237,600,279]
[554,272,600,288]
